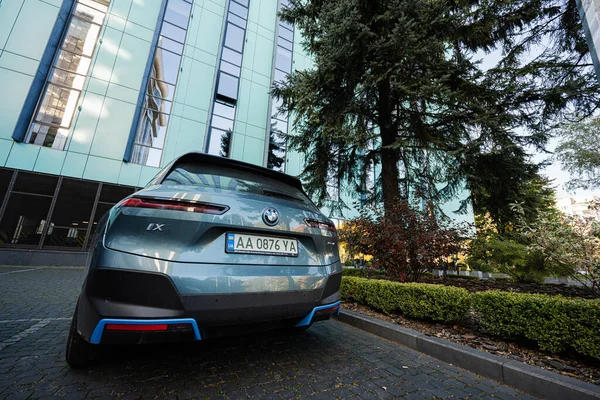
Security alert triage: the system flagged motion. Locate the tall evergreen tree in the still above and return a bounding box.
[465,148,556,233]
[272,0,600,217]
[555,118,600,191]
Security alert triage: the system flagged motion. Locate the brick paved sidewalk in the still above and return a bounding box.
[0,266,536,399]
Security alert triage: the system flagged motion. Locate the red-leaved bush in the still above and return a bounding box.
[339,201,471,281]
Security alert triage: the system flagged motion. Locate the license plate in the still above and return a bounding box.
[226,233,298,256]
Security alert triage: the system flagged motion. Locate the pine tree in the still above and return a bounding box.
[555,118,600,190]
[272,0,600,218]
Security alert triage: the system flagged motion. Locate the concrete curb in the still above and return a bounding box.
[338,310,600,400]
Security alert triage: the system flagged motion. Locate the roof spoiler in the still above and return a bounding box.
[150,152,304,191]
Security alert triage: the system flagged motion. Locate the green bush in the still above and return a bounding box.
[472,291,600,359]
[343,260,354,266]
[444,274,479,280]
[468,235,562,283]
[467,260,495,273]
[342,268,387,277]
[341,276,600,360]
[342,268,367,277]
[341,276,471,323]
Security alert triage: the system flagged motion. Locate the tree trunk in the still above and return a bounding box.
[378,78,401,217]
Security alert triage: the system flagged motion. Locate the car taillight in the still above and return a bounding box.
[118,197,228,215]
[315,304,340,315]
[105,324,168,331]
[104,323,194,332]
[305,218,337,232]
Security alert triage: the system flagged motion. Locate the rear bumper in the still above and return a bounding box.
[88,301,341,344]
[77,260,342,344]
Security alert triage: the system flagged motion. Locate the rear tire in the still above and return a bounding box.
[65,304,100,368]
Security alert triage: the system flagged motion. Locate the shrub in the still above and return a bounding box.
[342,268,387,278]
[466,218,569,284]
[342,268,367,277]
[474,237,551,283]
[520,209,600,295]
[467,260,495,273]
[341,276,600,360]
[444,274,479,280]
[472,291,600,359]
[341,276,471,323]
[343,260,354,266]
[338,201,471,282]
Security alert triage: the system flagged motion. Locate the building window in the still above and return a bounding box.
[0,172,58,247]
[25,0,110,150]
[0,168,13,213]
[130,0,193,167]
[44,179,98,249]
[0,169,137,251]
[206,0,250,157]
[267,0,294,172]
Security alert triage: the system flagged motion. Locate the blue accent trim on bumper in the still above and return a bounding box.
[90,318,201,344]
[295,301,341,327]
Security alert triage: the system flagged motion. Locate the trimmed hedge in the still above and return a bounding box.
[341,276,471,323]
[342,268,368,277]
[342,268,386,278]
[444,274,479,280]
[472,291,600,359]
[341,276,600,360]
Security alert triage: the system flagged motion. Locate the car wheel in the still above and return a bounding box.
[65,304,100,368]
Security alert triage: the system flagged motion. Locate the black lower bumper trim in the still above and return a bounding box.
[180,290,320,326]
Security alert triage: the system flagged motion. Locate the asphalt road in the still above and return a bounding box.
[0,265,536,399]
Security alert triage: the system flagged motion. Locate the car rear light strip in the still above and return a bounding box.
[118,197,228,215]
[105,324,168,331]
[104,323,194,332]
[304,218,337,232]
[315,304,340,315]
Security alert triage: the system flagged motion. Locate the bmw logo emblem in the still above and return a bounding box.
[263,208,279,226]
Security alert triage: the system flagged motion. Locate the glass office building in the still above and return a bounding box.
[0,0,471,264]
[577,0,600,85]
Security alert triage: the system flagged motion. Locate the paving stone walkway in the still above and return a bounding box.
[0,266,537,399]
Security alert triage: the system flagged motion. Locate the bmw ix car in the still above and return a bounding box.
[66,152,342,366]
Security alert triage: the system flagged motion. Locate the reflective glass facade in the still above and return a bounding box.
[577,0,600,85]
[205,0,250,157]
[26,0,110,150]
[266,0,293,172]
[130,0,193,167]
[0,0,472,258]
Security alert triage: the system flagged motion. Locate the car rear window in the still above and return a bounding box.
[162,162,313,205]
